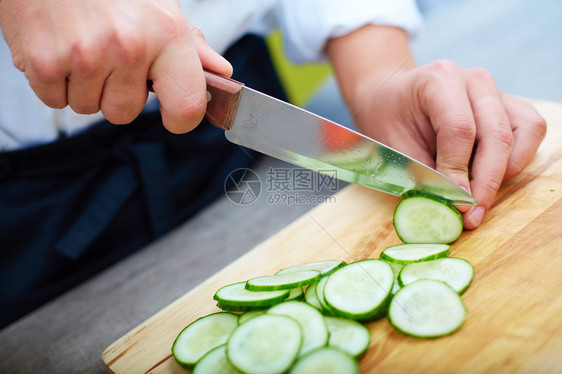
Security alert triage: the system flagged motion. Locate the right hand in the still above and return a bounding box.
[0,0,232,133]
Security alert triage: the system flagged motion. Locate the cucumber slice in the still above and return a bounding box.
[238,310,266,325]
[227,314,302,374]
[399,258,474,294]
[193,345,241,374]
[267,301,329,356]
[304,283,323,310]
[246,271,321,291]
[268,301,329,356]
[172,312,239,369]
[389,279,467,338]
[289,347,359,374]
[286,287,305,301]
[325,316,370,358]
[380,243,450,264]
[314,276,332,313]
[276,260,346,278]
[324,260,394,321]
[393,195,463,244]
[384,260,404,295]
[214,282,289,309]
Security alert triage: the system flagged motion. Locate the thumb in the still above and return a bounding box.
[190,24,233,78]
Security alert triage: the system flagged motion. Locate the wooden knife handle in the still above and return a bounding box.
[204,71,244,131]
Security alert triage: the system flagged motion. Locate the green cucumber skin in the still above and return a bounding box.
[213,282,290,308]
[393,195,463,244]
[172,312,239,369]
[380,244,450,265]
[276,260,346,278]
[245,272,321,292]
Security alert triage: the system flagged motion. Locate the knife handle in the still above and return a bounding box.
[204,71,244,131]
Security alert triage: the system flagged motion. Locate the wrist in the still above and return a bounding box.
[326,25,416,115]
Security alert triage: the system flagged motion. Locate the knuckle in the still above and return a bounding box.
[26,52,65,82]
[449,118,477,141]
[428,59,460,77]
[469,67,495,84]
[70,44,99,76]
[481,178,502,197]
[494,125,514,150]
[112,29,147,66]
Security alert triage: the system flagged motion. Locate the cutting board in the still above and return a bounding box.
[103,99,562,374]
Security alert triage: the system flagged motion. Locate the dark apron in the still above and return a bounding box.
[0,35,287,328]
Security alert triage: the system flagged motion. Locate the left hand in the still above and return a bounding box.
[327,25,547,229]
[351,61,547,229]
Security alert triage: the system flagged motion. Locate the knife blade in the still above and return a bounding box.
[204,71,476,206]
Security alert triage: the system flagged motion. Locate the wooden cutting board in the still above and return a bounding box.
[103,99,562,374]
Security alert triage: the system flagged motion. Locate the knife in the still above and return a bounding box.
[204,71,476,206]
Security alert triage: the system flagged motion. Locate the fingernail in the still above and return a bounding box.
[468,206,485,227]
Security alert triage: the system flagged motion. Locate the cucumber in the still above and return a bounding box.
[276,260,346,278]
[172,312,239,369]
[289,347,359,374]
[193,345,241,374]
[384,260,404,295]
[393,195,463,244]
[238,310,266,325]
[324,260,394,321]
[314,276,332,314]
[227,314,302,374]
[268,301,329,356]
[325,316,370,358]
[398,257,474,294]
[380,243,450,264]
[286,287,305,301]
[246,270,321,291]
[388,279,467,338]
[214,282,289,310]
[304,283,323,310]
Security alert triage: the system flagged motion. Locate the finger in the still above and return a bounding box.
[500,93,547,181]
[148,23,206,134]
[100,68,149,124]
[418,61,476,196]
[66,50,107,114]
[190,24,233,77]
[463,69,513,229]
[24,52,69,109]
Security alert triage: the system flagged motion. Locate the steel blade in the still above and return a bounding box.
[225,87,476,206]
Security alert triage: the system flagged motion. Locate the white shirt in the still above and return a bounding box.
[0,0,421,151]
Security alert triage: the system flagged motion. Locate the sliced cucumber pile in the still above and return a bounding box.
[172,194,478,371]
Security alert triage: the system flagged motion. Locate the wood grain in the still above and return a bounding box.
[103,99,562,374]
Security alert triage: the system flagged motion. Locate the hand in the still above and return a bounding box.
[328,26,547,229]
[352,62,546,228]
[0,0,232,133]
